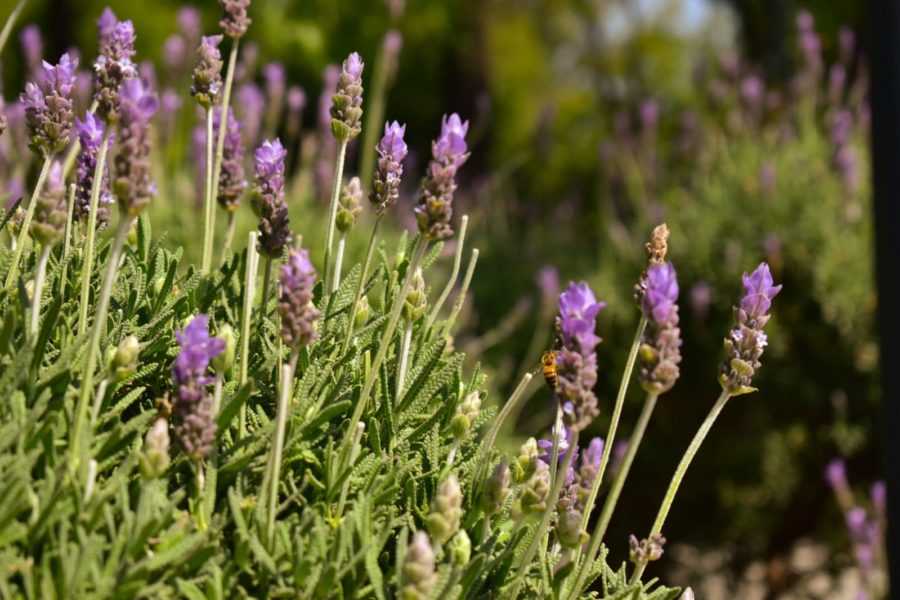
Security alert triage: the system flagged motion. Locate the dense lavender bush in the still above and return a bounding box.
[0,3,790,599]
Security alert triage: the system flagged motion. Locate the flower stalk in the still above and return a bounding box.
[29,244,51,337]
[6,156,52,288]
[76,131,111,336]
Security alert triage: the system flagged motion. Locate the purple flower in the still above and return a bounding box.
[383,30,403,80]
[330,52,364,141]
[558,281,605,354]
[287,86,306,113]
[219,0,252,39]
[642,263,678,324]
[114,78,158,216]
[639,99,659,134]
[21,53,77,156]
[93,15,137,123]
[538,425,579,466]
[556,281,604,431]
[251,138,291,257]
[740,76,764,109]
[191,35,224,109]
[839,27,856,65]
[691,281,711,321]
[97,8,118,45]
[279,248,321,348]
[265,62,286,98]
[163,35,188,73]
[177,6,203,43]
[639,263,682,395]
[415,113,470,240]
[824,458,847,492]
[872,481,886,520]
[75,113,114,225]
[20,25,44,78]
[720,263,781,395]
[215,107,246,211]
[236,83,264,147]
[740,262,782,321]
[578,437,604,491]
[369,121,408,214]
[172,314,225,460]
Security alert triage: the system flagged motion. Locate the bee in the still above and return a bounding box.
[155,393,173,420]
[540,350,559,390]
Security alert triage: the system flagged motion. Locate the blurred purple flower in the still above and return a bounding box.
[75,112,113,225]
[114,78,159,216]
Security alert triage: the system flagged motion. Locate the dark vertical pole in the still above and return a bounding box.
[869,0,900,595]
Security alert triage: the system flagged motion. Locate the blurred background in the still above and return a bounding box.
[0,0,881,597]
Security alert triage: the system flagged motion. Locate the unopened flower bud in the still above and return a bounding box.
[354,296,370,329]
[426,474,462,543]
[518,460,550,516]
[450,391,481,439]
[139,417,171,479]
[512,437,539,483]
[336,176,363,233]
[481,459,510,515]
[110,335,140,380]
[556,508,589,549]
[448,530,471,567]
[403,268,427,322]
[401,531,436,600]
[24,280,35,303]
[212,324,236,373]
[679,588,695,600]
[629,532,666,566]
[152,275,165,295]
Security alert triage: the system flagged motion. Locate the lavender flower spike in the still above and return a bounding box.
[415,113,470,240]
[278,248,322,349]
[369,121,408,215]
[191,36,224,109]
[21,53,77,156]
[93,16,137,123]
[75,113,113,225]
[219,0,252,39]
[114,78,159,217]
[251,139,291,257]
[172,315,226,460]
[639,262,683,395]
[719,263,782,395]
[215,107,246,211]
[556,281,605,431]
[330,52,364,141]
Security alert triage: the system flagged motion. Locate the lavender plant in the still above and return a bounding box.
[0,6,788,600]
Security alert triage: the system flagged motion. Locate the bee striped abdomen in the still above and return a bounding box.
[541,351,558,390]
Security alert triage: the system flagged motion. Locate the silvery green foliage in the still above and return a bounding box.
[0,212,681,598]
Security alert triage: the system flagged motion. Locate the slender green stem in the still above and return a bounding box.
[6,155,53,289]
[323,141,348,295]
[61,184,75,296]
[201,107,215,274]
[342,241,428,463]
[238,232,259,437]
[220,211,236,267]
[425,215,468,331]
[209,40,240,267]
[259,256,273,321]
[267,361,294,543]
[396,320,413,396]
[576,317,647,539]
[29,244,51,337]
[71,216,130,470]
[443,248,479,336]
[629,390,732,584]
[359,34,393,194]
[0,0,26,58]
[340,216,382,355]
[77,131,111,335]
[335,421,366,522]
[507,431,579,599]
[193,460,208,531]
[332,232,346,292]
[471,372,534,490]
[568,392,658,599]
